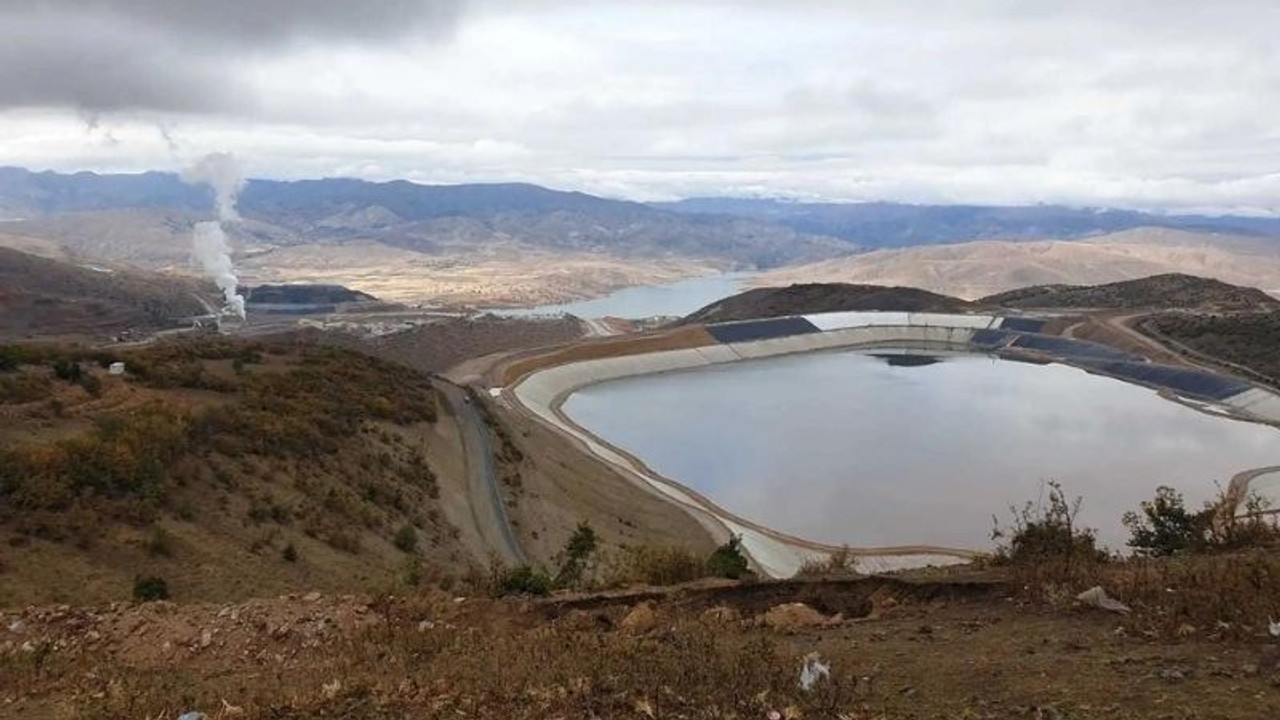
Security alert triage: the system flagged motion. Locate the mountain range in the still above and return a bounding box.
[3,166,1279,306]
[657,197,1280,248]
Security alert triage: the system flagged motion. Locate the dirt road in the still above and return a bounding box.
[437,380,525,565]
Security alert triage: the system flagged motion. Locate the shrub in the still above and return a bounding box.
[705,536,750,579]
[495,564,553,597]
[795,547,860,579]
[147,526,173,557]
[992,481,1107,565]
[1123,486,1204,556]
[1125,486,1280,556]
[606,545,704,587]
[554,521,598,588]
[51,359,82,382]
[393,524,419,553]
[77,373,103,397]
[132,576,169,602]
[0,372,54,404]
[282,543,298,563]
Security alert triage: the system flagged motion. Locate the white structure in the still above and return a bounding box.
[108,362,126,375]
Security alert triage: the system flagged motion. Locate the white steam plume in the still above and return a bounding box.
[181,152,246,320]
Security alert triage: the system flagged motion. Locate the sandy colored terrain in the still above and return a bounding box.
[0,232,68,260]
[758,228,1280,300]
[240,243,723,307]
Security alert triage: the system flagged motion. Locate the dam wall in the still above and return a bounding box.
[507,310,1280,576]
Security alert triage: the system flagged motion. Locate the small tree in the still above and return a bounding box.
[496,564,553,596]
[1123,486,1203,556]
[132,576,169,602]
[51,359,82,382]
[393,524,419,553]
[992,481,1107,565]
[706,536,750,579]
[554,521,599,588]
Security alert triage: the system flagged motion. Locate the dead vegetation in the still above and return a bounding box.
[0,337,465,606]
[1143,310,1280,387]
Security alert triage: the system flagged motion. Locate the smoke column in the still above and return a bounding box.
[181,153,246,319]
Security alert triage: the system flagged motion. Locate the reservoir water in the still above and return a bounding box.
[563,351,1280,551]
[502,273,749,319]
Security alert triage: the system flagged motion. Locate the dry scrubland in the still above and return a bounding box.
[3,497,1280,719]
[0,339,467,605]
[1143,312,1280,388]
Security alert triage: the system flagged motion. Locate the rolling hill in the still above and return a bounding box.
[681,283,971,324]
[756,228,1280,300]
[0,246,212,339]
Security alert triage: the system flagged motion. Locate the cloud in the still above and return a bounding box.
[1,1,1279,212]
[0,0,467,113]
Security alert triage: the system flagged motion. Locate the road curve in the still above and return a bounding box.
[436,380,526,565]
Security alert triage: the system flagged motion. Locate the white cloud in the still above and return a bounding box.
[1,1,1279,213]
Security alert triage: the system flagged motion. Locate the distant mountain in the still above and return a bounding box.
[756,228,1280,300]
[655,197,1280,248]
[0,168,850,269]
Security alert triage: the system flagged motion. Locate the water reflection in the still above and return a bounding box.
[499,273,750,319]
[563,351,1280,551]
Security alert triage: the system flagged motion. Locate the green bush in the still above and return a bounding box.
[705,536,750,579]
[51,359,82,382]
[1124,486,1204,556]
[495,564,553,596]
[132,576,169,602]
[992,481,1108,565]
[393,524,419,553]
[554,521,598,588]
[282,543,299,563]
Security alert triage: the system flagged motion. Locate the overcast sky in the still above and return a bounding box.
[1,0,1278,212]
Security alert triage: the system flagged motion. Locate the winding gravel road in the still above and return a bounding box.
[437,380,526,565]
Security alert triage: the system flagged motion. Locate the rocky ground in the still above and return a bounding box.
[3,576,1279,719]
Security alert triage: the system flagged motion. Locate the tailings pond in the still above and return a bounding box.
[563,351,1280,551]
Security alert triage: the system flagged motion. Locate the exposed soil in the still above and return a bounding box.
[297,315,585,377]
[496,325,717,386]
[4,577,1278,719]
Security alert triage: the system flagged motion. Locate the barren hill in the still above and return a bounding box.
[756,228,1280,300]
[0,247,212,339]
[980,273,1280,311]
[681,283,970,324]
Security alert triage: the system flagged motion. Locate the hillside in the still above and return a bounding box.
[755,228,1280,300]
[0,246,211,339]
[0,339,467,605]
[658,197,1280,248]
[981,273,1280,311]
[681,283,970,324]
